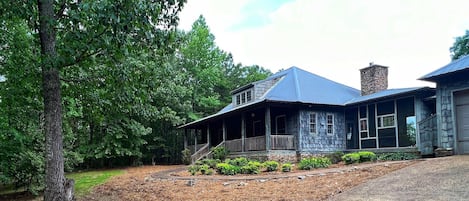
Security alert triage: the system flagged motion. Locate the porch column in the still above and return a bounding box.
[265,106,271,150]
[207,125,211,147]
[241,113,246,152]
[194,129,198,153]
[222,120,226,142]
[184,129,188,149]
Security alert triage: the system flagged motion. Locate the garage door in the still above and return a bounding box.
[455,90,469,154]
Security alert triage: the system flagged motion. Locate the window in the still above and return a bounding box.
[234,89,254,106]
[360,118,368,138]
[326,114,334,135]
[246,91,252,102]
[377,114,395,128]
[309,112,317,134]
[275,115,286,134]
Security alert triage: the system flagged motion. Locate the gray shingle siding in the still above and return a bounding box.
[436,78,469,149]
[298,109,346,154]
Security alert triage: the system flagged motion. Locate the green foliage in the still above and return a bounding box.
[188,165,200,176]
[342,153,361,164]
[199,164,211,175]
[357,151,377,162]
[325,151,344,164]
[67,169,125,197]
[263,161,279,172]
[211,146,229,161]
[450,30,469,60]
[227,157,249,167]
[240,161,263,174]
[181,149,192,165]
[298,157,331,170]
[281,163,293,172]
[196,159,221,169]
[377,152,419,161]
[216,163,240,175]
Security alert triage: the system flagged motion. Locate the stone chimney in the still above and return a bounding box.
[360,63,388,96]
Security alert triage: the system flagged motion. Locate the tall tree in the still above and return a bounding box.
[1,1,185,200]
[450,30,469,60]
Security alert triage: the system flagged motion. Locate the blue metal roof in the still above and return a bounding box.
[345,87,429,105]
[420,55,469,81]
[180,66,433,128]
[263,67,360,105]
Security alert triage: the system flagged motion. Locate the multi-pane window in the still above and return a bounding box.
[377,114,395,128]
[309,113,317,134]
[246,91,252,102]
[326,114,334,135]
[360,118,368,138]
[234,89,253,106]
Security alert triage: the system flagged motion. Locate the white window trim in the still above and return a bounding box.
[326,113,334,135]
[309,112,317,134]
[377,114,396,129]
[234,89,254,106]
[275,115,287,134]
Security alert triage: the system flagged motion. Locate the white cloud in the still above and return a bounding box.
[178,0,469,89]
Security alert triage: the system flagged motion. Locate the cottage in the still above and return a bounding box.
[181,64,435,162]
[420,55,469,155]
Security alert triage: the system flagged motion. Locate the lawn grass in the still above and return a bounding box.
[67,169,125,197]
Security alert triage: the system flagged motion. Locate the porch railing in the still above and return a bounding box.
[187,143,207,155]
[190,143,210,164]
[224,135,296,152]
[225,139,243,152]
[245,136,266,151]
[271,135,295,150]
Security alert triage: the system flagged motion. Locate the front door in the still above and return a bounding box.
[455,90,469,154]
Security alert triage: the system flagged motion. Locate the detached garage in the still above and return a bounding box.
[420,55,469,154]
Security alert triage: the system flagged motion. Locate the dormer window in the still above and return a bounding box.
[234,89,253,106]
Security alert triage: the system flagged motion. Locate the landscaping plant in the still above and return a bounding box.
[357,151,377,162]
[298,157,331,170]
[342,153,361,164]
[264,161,279,172]
[281,163,293,172]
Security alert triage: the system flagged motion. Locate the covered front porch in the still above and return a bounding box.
[183,105,297,162]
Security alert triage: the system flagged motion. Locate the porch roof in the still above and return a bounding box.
[420,55,469,81]
[345,87,434,105]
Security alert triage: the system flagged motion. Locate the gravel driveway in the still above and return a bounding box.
[329,155,469,201]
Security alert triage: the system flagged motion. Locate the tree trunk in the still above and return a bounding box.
[38,0,68,200]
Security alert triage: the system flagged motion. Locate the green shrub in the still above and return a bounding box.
[342,153,360,164]
[197,158,221,169]
[211,146,229,161]
[227,157,249,167]
[205,169,214,175]
[377,152,419,161]
[181,148,192,165]
[216,163,240,175]
[188,165,199,175]
[358,151,377,162]
[263,161,279,172]
[241,161,263,174]
[298,157,331,170]
[199,164,210,175]
[325,151,344,164]
[281,163,293,172]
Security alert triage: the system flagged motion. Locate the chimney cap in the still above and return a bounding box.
[360,63,389,71]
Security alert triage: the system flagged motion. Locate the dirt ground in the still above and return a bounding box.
[81,160,418,201]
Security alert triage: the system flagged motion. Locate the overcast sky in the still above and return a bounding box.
[178,0,469,89]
